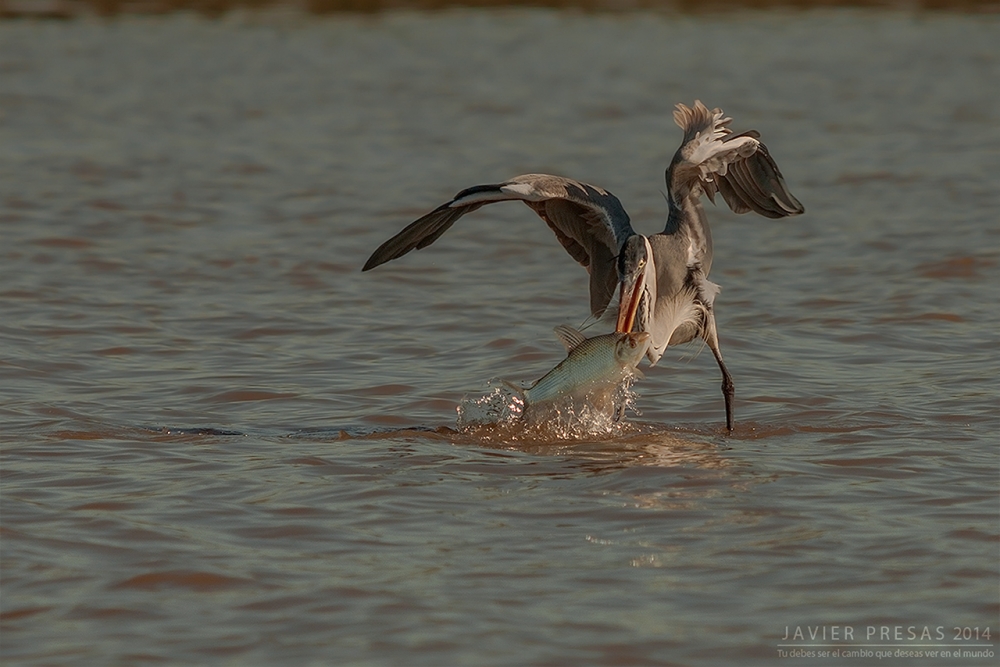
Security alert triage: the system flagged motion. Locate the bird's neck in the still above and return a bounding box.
[663,193,705,237]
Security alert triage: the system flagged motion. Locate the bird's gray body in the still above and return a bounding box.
[363,101,804,430]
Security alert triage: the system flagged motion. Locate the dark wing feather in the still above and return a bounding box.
[363,203,484,270]
[362,174,636,317]
[717,136,804,218]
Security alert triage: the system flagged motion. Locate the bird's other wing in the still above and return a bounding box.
[669,101,804,220]
[362,174,636,318]
[715,136,804,219]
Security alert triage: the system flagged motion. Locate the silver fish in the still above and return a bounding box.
[506,326,651,419]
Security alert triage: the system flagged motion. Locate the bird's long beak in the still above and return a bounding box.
[616,270,644,333]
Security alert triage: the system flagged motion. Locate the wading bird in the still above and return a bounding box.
[363,101,803,431]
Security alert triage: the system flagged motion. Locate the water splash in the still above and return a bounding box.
[456,374,641,442]
[456,379,525,427]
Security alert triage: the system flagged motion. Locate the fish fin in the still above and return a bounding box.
[631,367,645,380]
[553,325,587,353]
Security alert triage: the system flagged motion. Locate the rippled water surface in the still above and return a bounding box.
[2,9,998,666]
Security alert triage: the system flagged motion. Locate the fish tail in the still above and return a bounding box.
[500,379,527,401]
[500,380,529,419]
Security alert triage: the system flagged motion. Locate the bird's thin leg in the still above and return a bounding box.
[702,308,735,432]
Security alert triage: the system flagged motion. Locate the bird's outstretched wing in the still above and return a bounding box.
[670,101,804,220]
[714,134,804,219]
[362,174,636,317]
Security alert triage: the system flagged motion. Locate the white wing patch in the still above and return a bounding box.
[686,239,699,268]
[500,182,546,201]
[687,134,759,183]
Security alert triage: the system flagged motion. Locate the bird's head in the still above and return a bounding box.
[616,235,655,334]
